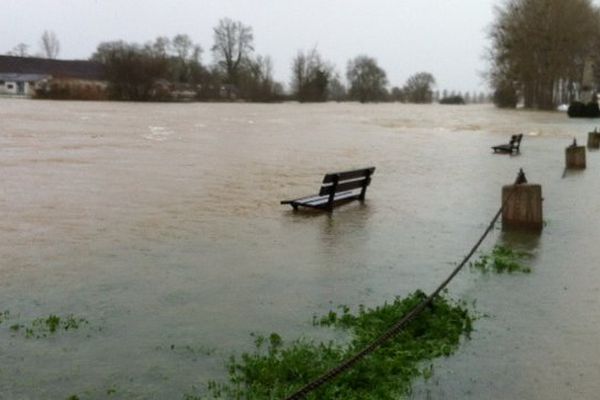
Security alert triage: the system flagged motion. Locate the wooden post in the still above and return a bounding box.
[566,139,586,169]
[588,129,600,149]
[502,171,543,231]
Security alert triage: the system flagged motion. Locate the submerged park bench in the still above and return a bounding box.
[492,133,523,154]
[281,167,375,211]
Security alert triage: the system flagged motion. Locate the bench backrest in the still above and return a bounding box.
[318,167,375,196]
[510,134,523,148]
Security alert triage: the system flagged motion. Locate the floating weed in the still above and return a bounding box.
[198,291,473,399]
[0,310,9,324]
[9,314,90,339]
[470,245,532,274]
[165,344,218,360]
[183,395,203,400]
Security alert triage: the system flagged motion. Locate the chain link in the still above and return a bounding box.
[284,170,525,400]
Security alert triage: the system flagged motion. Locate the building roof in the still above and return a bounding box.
[0,55,104,80]
[0,73,49,82]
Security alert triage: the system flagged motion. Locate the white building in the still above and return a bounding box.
[0,55,104,99]
[0,73,49,96]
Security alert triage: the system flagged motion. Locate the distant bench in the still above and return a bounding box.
[492,134,523,154]
[281,167,375,211]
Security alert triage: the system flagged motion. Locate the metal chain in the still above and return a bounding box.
[284,169,526,400]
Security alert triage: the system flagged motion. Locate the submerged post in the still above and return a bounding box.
[566,138,586,169]
[588,128,600,149]
[502,169,543,231]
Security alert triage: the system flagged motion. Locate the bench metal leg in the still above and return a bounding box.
[327,175,339,211]
[359,172,372,201]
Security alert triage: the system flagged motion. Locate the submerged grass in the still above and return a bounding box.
[9,314,89,339]
[196,290,473,399]
[0,310,9,324]
[470,245,531,274]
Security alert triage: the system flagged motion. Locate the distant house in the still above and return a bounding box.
[0,73,49,96]
[0,55,105,98]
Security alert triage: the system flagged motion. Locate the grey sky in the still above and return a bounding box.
[1,0,499,93]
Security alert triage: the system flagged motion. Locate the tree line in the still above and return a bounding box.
[488,0,600,110]
[4,19,451,103]
[7,30,61,59]
[89,18,442,103]
[6,20,493,104]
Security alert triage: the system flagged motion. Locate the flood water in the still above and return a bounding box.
[1,99,599,399]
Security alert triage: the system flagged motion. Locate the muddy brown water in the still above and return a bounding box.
[1,99,599,399]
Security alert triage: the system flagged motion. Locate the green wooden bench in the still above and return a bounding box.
[492,134,523,154]
[281,167,375,211]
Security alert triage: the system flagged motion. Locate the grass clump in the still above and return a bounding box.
[9,314,89,339]
[200,291,473,399]
[470,245,531,274]
[0,310,9,324]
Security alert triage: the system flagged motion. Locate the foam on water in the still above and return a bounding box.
[143,125,174,141]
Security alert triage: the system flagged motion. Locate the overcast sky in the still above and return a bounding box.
[1,0,500,93]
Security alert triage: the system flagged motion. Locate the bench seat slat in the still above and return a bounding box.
[281,191,359,209]
[492,134,522,153]
[492,144,513,152]
[280,194,323,205]
[304,191,358,206]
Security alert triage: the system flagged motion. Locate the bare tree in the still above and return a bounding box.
[328,73,347,101]
[40,30,60,59]
[212,18,254,85]
[250,54,274,84]
[290,48,332,102]
[173,34,198,61]
[150,36,171,57]
[346,55,388,103]
[7,43,29,57]
[92,40,170,101]
[241,54,281,101]
[165,34,203,83]
[403,72,436,103]
[488,0,600,109]
[291,51,307,95]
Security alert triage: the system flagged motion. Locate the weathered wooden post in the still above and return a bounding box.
[588,128,600,149]
[502,169,543,231]
[565,138,586,169]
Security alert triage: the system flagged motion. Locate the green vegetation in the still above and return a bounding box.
[9,314,89,339]
[64,387,119,400]
[470,245,532,274]
[197,291,473,399]
[0,310,9,324]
